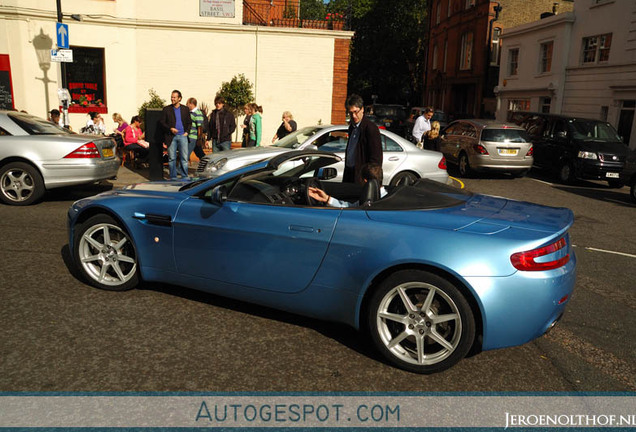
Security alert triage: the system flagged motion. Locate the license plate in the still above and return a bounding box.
[498,148,518,156]
[102,148,114,158]
[606,172,619,178]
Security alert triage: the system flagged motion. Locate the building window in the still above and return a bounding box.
[444,39,448,72]
[582,33,612,64]
[436,0,441,24]
[465,0,475,9]
[490,27,501,65]
[540,97,551,113]
[540,41,553,73]
[508,48,519,76]
[64,46,107,113]
[460,32,473,70]
[432,44,438,70]
[509,99,530,112]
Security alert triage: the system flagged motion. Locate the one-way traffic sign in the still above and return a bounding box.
[56,22,69,49]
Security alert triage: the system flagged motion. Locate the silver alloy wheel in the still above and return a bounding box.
[78,222,137,287]
[1,168,35,203]
[459,154,469,177]
[376,281,462,366]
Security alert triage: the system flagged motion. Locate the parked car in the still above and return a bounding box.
[0,110,120,205]
[366,104,407,135]
[620,146,636,203]
[68,150,576,373]
[438,119,534,177]
[404,107,448,141]
[197,125,449,186]
[508,112,628,187]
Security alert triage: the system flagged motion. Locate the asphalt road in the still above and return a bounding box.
[0,167,634,392]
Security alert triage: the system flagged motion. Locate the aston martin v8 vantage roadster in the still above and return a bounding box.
[68,151,576,373]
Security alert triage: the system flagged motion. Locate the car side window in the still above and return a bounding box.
[382,135,403,152]
[464,124,477,138]
[445,124,459,135]
[313,131,348,152]
[551,120,568,138]
[526,116,546,137]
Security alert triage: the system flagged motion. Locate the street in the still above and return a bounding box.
[0,167,634,392]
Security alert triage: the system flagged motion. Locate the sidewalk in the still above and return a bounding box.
[109,163,198,189]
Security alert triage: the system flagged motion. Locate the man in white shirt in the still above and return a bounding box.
[308,163,387,208]
[411,107,434,143]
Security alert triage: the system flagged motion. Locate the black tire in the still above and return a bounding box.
[367,270,475,374]
[607,179,624,188]
[458,152,472,178]
[389,171,418,186]
[557,161,575,184]
[73,214,139,291]
[0,162,45,206]
[630,182,636,204]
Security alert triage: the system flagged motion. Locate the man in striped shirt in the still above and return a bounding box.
[186,97,207,162]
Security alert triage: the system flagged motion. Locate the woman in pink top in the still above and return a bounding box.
[123,115,149,161]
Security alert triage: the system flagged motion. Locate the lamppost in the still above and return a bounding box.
[33,29,53,116]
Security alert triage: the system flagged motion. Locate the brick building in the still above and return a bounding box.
[425,0,573,119]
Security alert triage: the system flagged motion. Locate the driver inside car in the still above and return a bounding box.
[308,163,387,208]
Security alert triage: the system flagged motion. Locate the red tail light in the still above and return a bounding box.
[511,237,570,271]
[473,144,488,155]
[526,146,534,156]
[438,156,447,170]
[378,126,387,130]
[64,142,100,159]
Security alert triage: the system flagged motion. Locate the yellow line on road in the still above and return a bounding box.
[449,176,464,189]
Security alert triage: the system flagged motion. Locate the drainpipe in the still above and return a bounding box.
[483,2,502,117]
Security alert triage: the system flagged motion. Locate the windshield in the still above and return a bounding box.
[272,126,323,149]
[8,112,71,135]
[569,119,623,142]
[481,128,530,143]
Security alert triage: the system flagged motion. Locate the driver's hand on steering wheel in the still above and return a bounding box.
[308,186,329,204]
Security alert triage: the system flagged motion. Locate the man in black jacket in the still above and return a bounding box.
[209,96,236,152]
[343,94,383,184]
[160,90,192,179]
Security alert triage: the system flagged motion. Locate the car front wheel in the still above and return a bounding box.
[73,214,139,291]
[0,162,45,206]
[458,153,472,178]
[367,270,475,374]
[557,161,575,184]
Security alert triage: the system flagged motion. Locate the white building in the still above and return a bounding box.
[0,0,353,143]
[496,0,636,149]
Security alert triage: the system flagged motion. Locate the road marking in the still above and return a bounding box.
[529,178,554,186]
[449,176,464,189]
[584,247,636,259]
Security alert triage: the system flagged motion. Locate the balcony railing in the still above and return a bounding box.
[243,0,346,30]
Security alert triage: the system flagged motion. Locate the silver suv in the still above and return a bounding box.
[439,119,533,177]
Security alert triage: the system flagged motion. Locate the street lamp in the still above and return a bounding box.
[33,29,53,116]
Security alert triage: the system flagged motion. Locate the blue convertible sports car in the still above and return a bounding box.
[68,151,576,373]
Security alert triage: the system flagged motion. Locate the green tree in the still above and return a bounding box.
[137,88,166,130]
[300,0,326,20]
[217,74,254,140]
[327,0,429,106]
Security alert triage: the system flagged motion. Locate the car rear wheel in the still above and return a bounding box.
[0,162,45,206]
[389,171,418,186]
[367,270,475,374]
[458,153,472,178]
[73,214,139,291]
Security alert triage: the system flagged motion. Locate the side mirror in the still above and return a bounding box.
[307,144,318,151]
[317,167,337,180]
[206,185,227,205]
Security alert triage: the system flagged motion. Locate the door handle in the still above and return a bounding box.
[388,156,399,161]
[289,225,315,233]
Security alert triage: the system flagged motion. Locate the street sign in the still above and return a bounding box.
[56,22,69,49]
[51,49,73,63]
